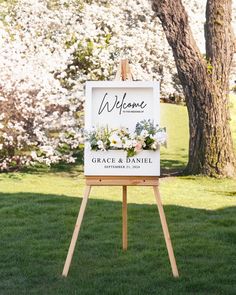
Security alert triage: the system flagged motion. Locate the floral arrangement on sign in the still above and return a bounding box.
[86,120,167,157]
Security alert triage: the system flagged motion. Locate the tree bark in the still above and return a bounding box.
[152,0,236,177]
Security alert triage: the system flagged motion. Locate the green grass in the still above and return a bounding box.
[161,103,189,173]
[1,102,236,294]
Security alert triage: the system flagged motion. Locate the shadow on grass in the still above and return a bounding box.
[160,157,187,176]
[0,192,236,295]
[209,191,236,197]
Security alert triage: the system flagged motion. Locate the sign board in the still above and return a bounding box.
[84,81,160,176]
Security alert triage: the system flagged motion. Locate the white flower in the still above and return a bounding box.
[109,133,122,148]
[97,140,105,150]
[129,132,136,140]
[132,139,138,147]
[40,145,54,156]
[151,142,158,150]
[45,158,51,166]
[31,151,37,159]
[0,143,3,150]
[123,138,133,149]
[60,71,67,78]
[66,156,76,163]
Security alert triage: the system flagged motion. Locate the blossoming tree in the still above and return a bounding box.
[0,0,178,170]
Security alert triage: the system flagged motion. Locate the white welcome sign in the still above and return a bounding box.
[84,81,160,176]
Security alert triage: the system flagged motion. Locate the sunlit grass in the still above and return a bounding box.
[1,173,236,210]
[160,103,189,173]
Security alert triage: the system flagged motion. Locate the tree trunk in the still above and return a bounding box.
[152,0,236,177]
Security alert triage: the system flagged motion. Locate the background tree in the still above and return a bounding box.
[152,0,236,177]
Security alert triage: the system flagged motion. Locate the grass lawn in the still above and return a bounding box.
[1,102,236,294]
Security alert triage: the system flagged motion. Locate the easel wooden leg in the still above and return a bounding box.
[122,186,127,251]
[62,185,91,277]
[153,186,179,278]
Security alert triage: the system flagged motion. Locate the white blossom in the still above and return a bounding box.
[109,133,123,148]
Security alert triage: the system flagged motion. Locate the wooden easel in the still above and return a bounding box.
[62,59,179,278]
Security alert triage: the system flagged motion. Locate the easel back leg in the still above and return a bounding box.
[122,186,128,250]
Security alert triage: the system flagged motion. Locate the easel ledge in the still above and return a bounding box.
[85,176,159,186]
